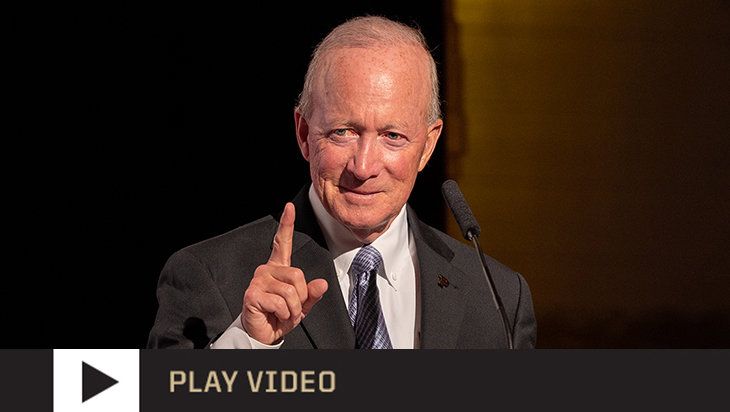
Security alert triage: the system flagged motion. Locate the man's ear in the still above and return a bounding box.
[418,119,443,171]
[294,108,310,161]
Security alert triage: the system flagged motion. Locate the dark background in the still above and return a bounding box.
[10,3,445,348]
[9,2,729,350]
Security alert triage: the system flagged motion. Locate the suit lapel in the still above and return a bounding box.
[291,241,355,348]
[408,207,467,349]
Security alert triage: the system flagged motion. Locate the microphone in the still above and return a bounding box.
[441,180,514,349]
[441,180,481,240]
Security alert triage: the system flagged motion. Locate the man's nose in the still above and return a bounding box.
[348,135,382,181]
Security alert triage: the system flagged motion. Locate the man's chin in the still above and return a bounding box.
[343,220,387,232]
[334,213,395,242]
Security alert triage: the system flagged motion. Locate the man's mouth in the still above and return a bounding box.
[339,186,381,197]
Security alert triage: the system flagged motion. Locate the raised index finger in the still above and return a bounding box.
[268,202,295,267]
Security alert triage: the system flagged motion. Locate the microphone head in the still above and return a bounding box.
[441,180,481,240]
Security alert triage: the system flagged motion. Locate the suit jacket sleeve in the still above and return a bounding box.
[512,271,537,349]
[147,248,235,349]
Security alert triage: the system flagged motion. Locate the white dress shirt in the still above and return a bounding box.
[211,186,420,349]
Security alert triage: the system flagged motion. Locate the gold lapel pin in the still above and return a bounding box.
[438,275,450,288]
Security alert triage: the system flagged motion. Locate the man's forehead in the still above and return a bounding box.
[320,117,413,131]
[313,46,430,103]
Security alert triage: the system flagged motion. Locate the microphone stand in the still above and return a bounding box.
[467,230,514,349]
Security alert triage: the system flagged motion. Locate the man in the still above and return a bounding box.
[148,16,536,349]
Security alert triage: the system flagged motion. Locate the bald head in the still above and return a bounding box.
[296,16,441,126]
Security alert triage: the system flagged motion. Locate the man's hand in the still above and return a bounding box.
[242,202,329,345]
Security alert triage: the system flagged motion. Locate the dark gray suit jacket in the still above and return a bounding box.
[147,186,536,349]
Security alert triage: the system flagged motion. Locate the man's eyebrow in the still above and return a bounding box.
[320,118,356,128]
[342,120,363,128]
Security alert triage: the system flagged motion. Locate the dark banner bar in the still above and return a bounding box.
[1,349,726,411]
[0,350,53,412]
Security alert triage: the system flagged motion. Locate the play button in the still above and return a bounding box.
[82,361,119,402]
[55,350,139,412]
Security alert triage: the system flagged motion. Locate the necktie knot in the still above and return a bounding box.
[351,244,383,277]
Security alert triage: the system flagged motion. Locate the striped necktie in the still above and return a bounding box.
[348,245,393,349]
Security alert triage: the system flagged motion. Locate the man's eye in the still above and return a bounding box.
[333,129,348,136]
[387,132,401,140]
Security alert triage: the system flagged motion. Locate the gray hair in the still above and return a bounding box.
[296,16,441,125]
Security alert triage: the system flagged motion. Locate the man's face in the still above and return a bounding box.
[295,45,442,243]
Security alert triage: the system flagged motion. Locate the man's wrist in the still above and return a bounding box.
[209,314,284,349]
